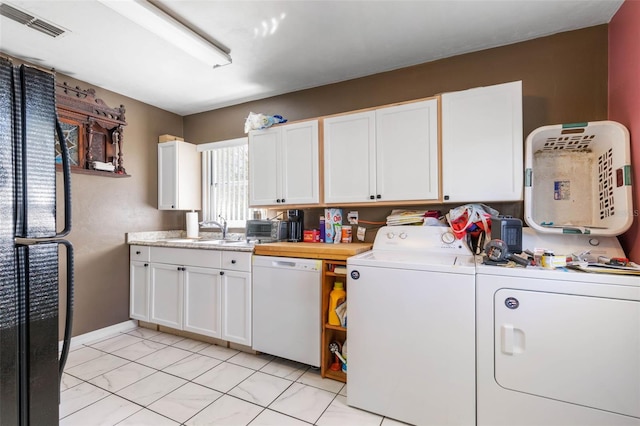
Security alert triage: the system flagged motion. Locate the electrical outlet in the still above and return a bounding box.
[348,211,359,224]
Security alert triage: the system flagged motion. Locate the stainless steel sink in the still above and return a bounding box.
[160,238,198,243]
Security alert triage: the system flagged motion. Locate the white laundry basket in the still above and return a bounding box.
[524,120,633,236]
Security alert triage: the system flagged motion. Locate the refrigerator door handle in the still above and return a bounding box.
[54,118,72,238]
[56,239,74,382]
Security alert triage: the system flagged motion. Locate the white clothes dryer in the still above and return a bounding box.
[476,229,640,426]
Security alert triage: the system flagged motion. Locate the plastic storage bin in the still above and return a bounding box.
[524,120,633,236]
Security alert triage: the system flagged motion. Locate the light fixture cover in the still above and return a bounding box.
[97,0,231,68]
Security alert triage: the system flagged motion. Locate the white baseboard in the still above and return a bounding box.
[59,320,138,351]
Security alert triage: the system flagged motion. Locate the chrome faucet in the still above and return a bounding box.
[199,215,228,239]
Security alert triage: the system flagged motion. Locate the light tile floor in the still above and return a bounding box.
[60,327,410,425]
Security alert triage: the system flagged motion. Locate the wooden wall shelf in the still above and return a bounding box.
[55,82,129,176]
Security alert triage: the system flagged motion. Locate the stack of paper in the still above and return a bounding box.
[386,210,429,226]
[92,161,115,172]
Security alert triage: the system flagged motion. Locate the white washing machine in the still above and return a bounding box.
[347,226,476,426]
[476,229,640,426]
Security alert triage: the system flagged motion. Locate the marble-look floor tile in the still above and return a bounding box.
[185,394,263,426]
[339,384,347,397]
[116,371,187,407]
[148,332,186,345]
[60,394,141,426]
[65,353,130,381]
[269,382,336,424]
[126,327,161,339]
[118,408,180,425]
[136,346,193,370]
[381,416,412,425]
[147,382,223,423]
[259,358,309,381]
[193,362,254,393]
[228,352,274,370]
[198,343,239,361]
[316,395,383,426]
[65,346,105,368]
[89,333,143,352]
[248,409,311,425]
[296,369,344,394]
[162,353,222,380]
[172,337,211,352]
[60,373,84,391]
[88,361,155,392]
[59,381,110,418]
[228,371,292,407]
[111,339,167,361]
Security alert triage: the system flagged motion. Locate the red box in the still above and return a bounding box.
[303,229,320,242]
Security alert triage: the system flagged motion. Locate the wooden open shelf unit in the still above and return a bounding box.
[321,260,347,382]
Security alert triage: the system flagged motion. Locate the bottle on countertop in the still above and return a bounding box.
[328,281,346,326]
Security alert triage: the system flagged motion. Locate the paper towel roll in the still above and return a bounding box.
[186,212,199,238]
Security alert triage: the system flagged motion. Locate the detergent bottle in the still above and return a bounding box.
[328,281,346,326]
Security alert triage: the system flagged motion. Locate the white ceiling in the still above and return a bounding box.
[0,0,624,116]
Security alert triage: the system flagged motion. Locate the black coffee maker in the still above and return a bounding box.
[287,209,304,242]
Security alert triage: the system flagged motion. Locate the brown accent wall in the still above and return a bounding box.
[52,74,185,337]
[184,25,609,144]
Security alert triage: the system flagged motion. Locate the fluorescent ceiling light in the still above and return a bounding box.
[97,0,231,68]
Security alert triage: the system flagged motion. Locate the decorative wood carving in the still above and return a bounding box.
[55,82,129,177]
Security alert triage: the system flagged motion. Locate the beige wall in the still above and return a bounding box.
[52,74,185,337]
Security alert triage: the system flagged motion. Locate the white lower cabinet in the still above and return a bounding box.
[150,262,184,330]
[130,246,252,345]
[183,266,222,337]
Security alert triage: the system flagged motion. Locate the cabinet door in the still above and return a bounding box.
[441,81,523,202]
[158,142,178,209]
[149,262,183,329]
[183,266,222,338]
[221,270,251,346]
[376,99,439,201]
[281,120,319,204]
[158,141,201,210]
[129,261,149,321]
[324,111,376,203]
[249,128,281,206]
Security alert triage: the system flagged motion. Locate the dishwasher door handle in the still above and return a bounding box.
[273,260,297,268]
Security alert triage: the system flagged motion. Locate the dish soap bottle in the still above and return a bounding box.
[328,281,346,326]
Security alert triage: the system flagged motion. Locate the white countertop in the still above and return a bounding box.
[126,230,255,252]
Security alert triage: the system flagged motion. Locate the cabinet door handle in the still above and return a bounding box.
[276,199,281,203]
[220,271,225,275]
[144,263,148,267]
[376,194,381,199]
[281,198,285,203]
[136,250,141,255]
[369,195,375,200]
[231,259,237,264]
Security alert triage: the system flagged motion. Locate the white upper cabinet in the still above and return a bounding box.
[324,98,439,204]
[441,81,523,202]
[158,140,202,210]
[249,120,319,206]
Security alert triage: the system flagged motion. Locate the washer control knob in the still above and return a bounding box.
[441,231,456,244]
[589,238,600,246]
[386,232,395,239]
[399,232,408,239]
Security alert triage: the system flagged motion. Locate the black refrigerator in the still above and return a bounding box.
[0,58,74,425]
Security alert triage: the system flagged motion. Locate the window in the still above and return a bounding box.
[200,138,250,228]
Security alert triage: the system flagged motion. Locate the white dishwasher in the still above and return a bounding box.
[252,255,322,367]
